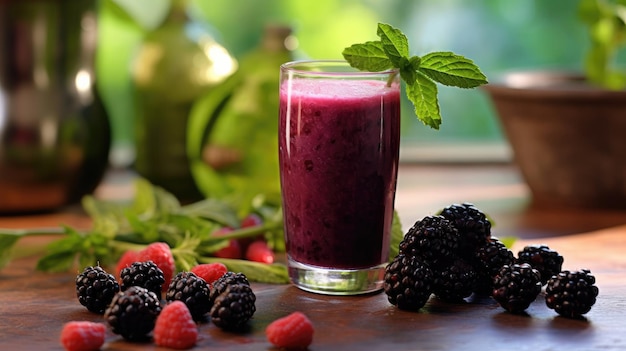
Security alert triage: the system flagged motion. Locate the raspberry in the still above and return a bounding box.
[166,271,211,321]
[266,311,314,350]
[115,250,139,279]
[154,301,198,350]
[138,242,176,292]
[245,240,275,264]
[240,213,263,228]
[75,265,119,314]
[213,227,243,259]
[60,321,106,351]
[190,263,228,286]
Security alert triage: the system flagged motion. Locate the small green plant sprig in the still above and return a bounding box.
[342,23,488,129]
[579,0,626,90]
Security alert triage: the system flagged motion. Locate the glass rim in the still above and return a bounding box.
[280,59,399,77]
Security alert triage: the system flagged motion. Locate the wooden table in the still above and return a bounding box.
[2,164,626,350]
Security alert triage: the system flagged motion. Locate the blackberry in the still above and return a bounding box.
[75,265,120,314]
[209,271,250,306]
[120,261,166,299]
[433,257,477,302]
[492,263,542,314]
[399,215,460,263]
[166,271,211,321]
[473,237,515,295]
[517,244,564,285]
[545,269,599,318]
[439,203,491,258]
[383,254,434,311]
[209,283,256,330]
[104,286,162,341]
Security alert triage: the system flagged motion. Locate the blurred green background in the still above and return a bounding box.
[97,0,587,166]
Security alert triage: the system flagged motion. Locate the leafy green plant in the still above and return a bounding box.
[0,178,406,283]
[579,0,626,89]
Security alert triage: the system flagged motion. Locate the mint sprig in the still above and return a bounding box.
[343,23,488,129]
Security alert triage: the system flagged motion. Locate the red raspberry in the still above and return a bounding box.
[266,311,314,349]
[213,227,242,259]
[60,321,106,351]
[237,213,266,251]
[138,242,176,292]
[115,250,138,280]
[154,301,198,350]
[240,213,263,228]
[191,263,228,286]
[245,240,275,264]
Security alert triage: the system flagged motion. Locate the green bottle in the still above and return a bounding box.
[131,0,236,201]
[187,25,295,210]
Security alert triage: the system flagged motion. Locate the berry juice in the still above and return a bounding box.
[279,77,401,270]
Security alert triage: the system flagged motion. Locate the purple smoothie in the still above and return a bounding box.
[279,78,401,269]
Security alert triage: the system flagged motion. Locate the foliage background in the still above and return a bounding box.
[97,0,587,164]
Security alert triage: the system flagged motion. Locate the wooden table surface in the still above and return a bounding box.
[2,164,626,350]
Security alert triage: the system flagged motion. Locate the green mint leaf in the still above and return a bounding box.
[419,52,488,88]
[0,232,21,269]
[388,210,403,262]
[377,23,409,67]
[342,41,393,72]
[199,257,289,284]
[36,227,84,272]
[344,23,488,129]
[406,73,441,129]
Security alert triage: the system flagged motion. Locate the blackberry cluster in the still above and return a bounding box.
[439,202,492,257]
[386,204,517,310]
[210,283,257,330]
[517,244,564,285]
[208,272,256,330]
[399,215,460,263]
[120,261,165,299]
[545,269,599,318]
[383,254,435,310]
[433,257,477,302]
[492,263,542,314]
[75,266,120,314]
[104,286,162,341]
[166,271,211,321]
[473,237,515,294]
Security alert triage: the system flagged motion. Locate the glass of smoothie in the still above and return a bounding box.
[279,60,401,295]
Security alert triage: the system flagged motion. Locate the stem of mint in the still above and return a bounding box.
[342,22,488,130]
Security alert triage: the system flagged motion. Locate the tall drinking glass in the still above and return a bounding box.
[278,60,401,295]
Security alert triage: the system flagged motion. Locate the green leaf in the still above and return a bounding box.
[199,257,290,284]
[388,210,404,262]
[406,73,441,129]
[419,52,488,88]
[0,233,22,269]
[180,198,241,228]
[36,228,84,272]
[341,41,393,72]
[377,23,410,67]
[343,23,488,128]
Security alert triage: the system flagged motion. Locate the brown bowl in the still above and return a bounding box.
[484,71,626,209]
